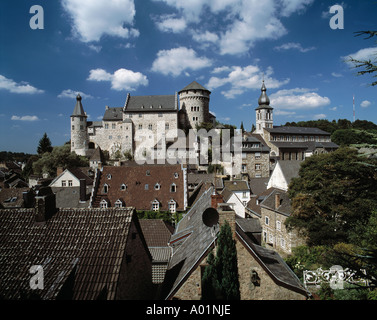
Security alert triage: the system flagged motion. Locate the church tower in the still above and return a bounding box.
[70,94,88,156]
[178,81,211,129]
[255,81,273,136]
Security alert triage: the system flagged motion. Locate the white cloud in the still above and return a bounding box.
[0,75,44,94]
[151,47,212,77]
[342,47,377,66]
[270,88,331,110]
[88,68,148,91]
[313,113,327,120]
[58,89,93,99]
[62,0,139,42]
[274,42,316,53]
[331,72,343,78]
[155,14,187,33]
[11,115,39,121]
[206,65,290,98]
[329,106,337,111]
[154,0,314,55]
[360,100,371,108]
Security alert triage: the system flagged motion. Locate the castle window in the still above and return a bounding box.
[139,124,143,130]
[105,123,109,129]
[170,183,176,193]
[166,123,169,130]
[277,221,281,231]
[109,135,112,140]
[112,124,116,129]
[72,125,75,130]
[148,124,153,130]
[72,142,74,147]
[265,216,269,225]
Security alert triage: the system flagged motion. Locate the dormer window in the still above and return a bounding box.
[154,183,161,190]
[103,184,109,194]
[170,183,176,193]
[168,199,176,213]
[115,199,123,208]
[100,199,108,208]
[152,199,159,211]
[174,172,179,178]
[120,184,127,190]
[107,174,112,180]
[146,170,150,176]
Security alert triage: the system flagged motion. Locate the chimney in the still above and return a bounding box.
[35,189,56,222]
[275,193,281,210]
[211,191,223,209]
[217,204,236,239]
[56,167,64,177]
[79,179,86,203]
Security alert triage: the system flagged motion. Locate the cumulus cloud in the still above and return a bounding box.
[151,47,212,77]
[88,68,148,91]
[313,113,327,120]
[153,0,314,55]
[155,14,187,33]
[269,88,331,110]
[206,65,290,98]
[11,115,39,121]
[62,0,139,42]
[274,42,316,53]
[0,75,44,94]
[58,89,94,99]
[360,100,371,108]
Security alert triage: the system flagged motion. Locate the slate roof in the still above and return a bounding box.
[124,95,177,112]
[224,180,249,192]
[270,141,339,151]
[0,188,30,208]
[0,207,138,300]
[266,126,330,135]
[179,81,210,93]
[50,187,91,208]
[103,107,124,121]
[71,95,86,117]
[260,188,291,216]
[275,160,301,186]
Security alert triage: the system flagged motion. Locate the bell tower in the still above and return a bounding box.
[255,81,273,136]
[70,94,88,156]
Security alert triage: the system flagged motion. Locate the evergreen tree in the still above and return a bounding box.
[37,132,53,154]
[201,221,240,300]
[240,121,245,133]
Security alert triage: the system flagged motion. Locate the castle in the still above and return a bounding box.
[70,81,216,158]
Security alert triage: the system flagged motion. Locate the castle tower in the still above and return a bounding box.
[70,94,88,156]
[255,81,273,136]
[178,81,211,129]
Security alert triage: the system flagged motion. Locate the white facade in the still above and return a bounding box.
[49,169,82,188]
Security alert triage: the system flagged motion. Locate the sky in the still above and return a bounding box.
[0,0,376,154]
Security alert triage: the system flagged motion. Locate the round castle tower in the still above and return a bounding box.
[70,94,88,156]
[255,81,273,136]
[178,81,211,129]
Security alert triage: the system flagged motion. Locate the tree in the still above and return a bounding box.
[37,132,53,154]
[201,221,240,300]
[240,121,245,133]
[348,31,377,86]
[286,147,377,246]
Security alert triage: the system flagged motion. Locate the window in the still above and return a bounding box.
[100,199,108,208]
[165,123,169,130]
[115,199,123,208]
[105,123,109,129]
[109,135,112,140]
[242,164,247,173]
[120,184,127,190]
[158,113,163,117]
[107,174,112,180]
[170,183,176,193]
[255,164,261,170]
[265,216,269,225]
[72,125,75,130]
[61,180,66,187]
[255,152,261,159]
[152,200,159,211]
[243,201,247,206]
[103,184,109,194]
[280,238,286,248]
[146,170,150,176]
[138,124,143,130]
[139,113,142,118]
[276,221,281,231]
[112,123,116,129]
[169,200,176,213]
[145,184,149,190]
[68,180,73,187]
[148,124,153,130]
[154,183,160,190]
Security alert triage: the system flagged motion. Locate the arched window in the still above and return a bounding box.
[103,184,109,194]
[170,183,176,193]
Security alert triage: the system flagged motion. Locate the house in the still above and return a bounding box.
[90,163,187,213]
[160,185,310,300]
[259,188,306,256]
[0,187,34,209]
[223,180,250,208]
[49,167,93,188]
[267,160,302,191]
[0,189,154,300]
[221,188,247,218]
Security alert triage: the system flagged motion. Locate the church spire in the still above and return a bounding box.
[257,81,271,108]
[71,94,86,117]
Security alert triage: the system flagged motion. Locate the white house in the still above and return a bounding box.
[222,180,251,218]
[49,168,93,188]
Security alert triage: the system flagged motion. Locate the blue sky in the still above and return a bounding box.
[0,0,376,154]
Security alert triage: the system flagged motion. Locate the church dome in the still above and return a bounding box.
[256,81,273,110]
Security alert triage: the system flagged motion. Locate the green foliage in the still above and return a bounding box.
[286,147,377,246]
[201,221,240,300]
[0,151,35,163]
[331,129,377,146]
[32,144,88,177]
[137,210,183,224]
[37,132,53,155]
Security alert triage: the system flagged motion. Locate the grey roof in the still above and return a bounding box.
[71,94,86,117]
[236,217,262,234]
[50,187,91,208]
[103,107,124,121]
[260,188,291,216]
[87,121,102,127]
[124,94,177,112]
[256,81,273,110]
[266,126,330,135]
[276,160,302,185]
[179,81,210,93]
[249,177,269,195]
